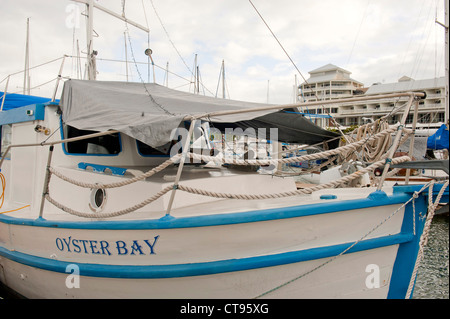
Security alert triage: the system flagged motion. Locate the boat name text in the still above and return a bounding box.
[55,236,160,256]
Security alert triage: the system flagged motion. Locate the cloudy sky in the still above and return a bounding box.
[0,0,446,104]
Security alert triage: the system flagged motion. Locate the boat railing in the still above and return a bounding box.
[0,92,427,219]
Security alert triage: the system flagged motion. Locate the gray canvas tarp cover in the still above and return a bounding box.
[60,80,339,149]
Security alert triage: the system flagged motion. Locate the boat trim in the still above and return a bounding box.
[0,190,412,230]
[0,233,412,279]
[0,103,46,126]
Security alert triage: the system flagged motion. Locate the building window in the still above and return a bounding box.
[405,114,414,124]
[420,114,431,124]
[348,117,358,125]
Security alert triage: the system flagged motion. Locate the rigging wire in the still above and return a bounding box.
[248,0,309,85]
[248,0,343,133]
[148,0,194,77]
[123,23,174,116]
[148,0,214,96]
[345,0,371,68]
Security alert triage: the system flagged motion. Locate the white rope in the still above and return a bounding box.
[49,154,180,189]
[45,156,410,218]
[178,156,412,200]
[43,124,413,218]
[254,180,447,299]
[405,180,449,299]
[48,125,401,192]
[45,185,173,219]
[187,125,401,166]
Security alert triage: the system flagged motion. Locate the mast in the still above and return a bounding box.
[196,66,200,94]
[72,0,150,81]
[23,18,30,95]
[437,0,449,124]
[85,0,96,80]
[445,0,449,124]
[222,60,226,99]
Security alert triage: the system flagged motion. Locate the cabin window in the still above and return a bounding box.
[0,124,12,159]
[136,140,170,157]
[62,125,121,156]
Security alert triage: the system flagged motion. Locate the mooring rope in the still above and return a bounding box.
[45,185,173,219]
[253,181,448,299]
[44,156,411,218]
[44,123,412,218]
[49,154,181,189]
[405,180,449,299]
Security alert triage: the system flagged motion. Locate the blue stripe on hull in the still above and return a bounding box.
[0,191,411,230]
[387,191,428,299]
[0,233,412,279]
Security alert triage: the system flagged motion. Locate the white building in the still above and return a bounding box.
[298,64,447,129]
[299,64,365,102]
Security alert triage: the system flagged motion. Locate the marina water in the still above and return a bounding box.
[0,215,448,299]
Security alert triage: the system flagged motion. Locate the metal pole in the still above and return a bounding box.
[436,0,449,123]
[38,145,54,218]
[0,75,10,112]
[0,130,119,170]
[52,55,67,102]
[377,94,416,190]
[165,119,197,216]
[188,92,425,121]
[222,60,226,99]
[86,0,95,80]
[404,100,420,184]
[24,18,30,95]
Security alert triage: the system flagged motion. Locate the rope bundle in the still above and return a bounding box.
[44,123,413,219]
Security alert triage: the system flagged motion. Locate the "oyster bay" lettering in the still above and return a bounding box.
[55,236,160,256]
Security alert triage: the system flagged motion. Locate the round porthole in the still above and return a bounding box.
[89,188,107,213]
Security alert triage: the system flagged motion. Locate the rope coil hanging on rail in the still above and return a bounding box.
[44,123,414,218]
[45,155,411,219]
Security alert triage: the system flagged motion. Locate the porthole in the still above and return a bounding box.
[89,187,107,213]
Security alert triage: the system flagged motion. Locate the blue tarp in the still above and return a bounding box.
[427,124,449,150]
[0,91,55,111]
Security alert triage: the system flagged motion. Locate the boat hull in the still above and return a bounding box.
[0,245,398,299]
[1,185,446,299]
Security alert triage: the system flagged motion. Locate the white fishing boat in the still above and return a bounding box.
[0,78,448,299]
[0,0,448,300]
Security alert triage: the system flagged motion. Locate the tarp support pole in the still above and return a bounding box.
[0,76,10,112]
[165,119,197,216]
[405,100,420,185]
[39,145,54,218]
[377,94,416,190]
[52,55,67,102]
